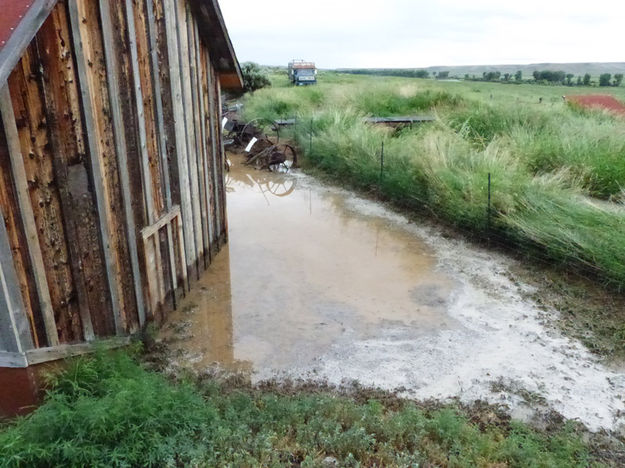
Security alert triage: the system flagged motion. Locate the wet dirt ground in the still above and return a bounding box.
[162,154,625,433]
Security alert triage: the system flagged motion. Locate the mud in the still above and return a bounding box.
[162,154,625,433]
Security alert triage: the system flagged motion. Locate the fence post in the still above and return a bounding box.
[379,141,385,182]
[309,117,313,155]
[487,172,492,235]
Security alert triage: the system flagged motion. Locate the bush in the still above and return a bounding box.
[241,62,271,93]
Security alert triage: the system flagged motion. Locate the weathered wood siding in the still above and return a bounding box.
[0,0,228,355]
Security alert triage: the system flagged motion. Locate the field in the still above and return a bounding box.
[243,72,625,289]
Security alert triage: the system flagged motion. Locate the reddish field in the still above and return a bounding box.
[567,95,625,115]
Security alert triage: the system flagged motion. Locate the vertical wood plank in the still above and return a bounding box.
[67,0,124,335]
[35,3,114,339]
[124,0,155,225]
[0,114,44,347]
[0,85,59,347]
[145,0,179,303]
[34,39,95,342]
[99,0,147,327]
[175,0,203,275]
[195,32,214,257]
[162,0,194,287]
[199,45,217,250]
[188,15,209,268]
[0,199,34,353]
[206,54,222,239]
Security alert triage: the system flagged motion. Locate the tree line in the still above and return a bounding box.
[340,68,624,87]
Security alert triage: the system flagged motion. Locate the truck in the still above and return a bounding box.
[288,60,317,86]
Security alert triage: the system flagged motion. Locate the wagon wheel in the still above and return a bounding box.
[240,118,276,143]
[268,144,298,172]
[265,179,297,197]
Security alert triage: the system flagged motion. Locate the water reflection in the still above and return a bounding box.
[162,246,252,372]
[164,153,455,377]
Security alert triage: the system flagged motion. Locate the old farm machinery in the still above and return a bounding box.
[223,117,298,172]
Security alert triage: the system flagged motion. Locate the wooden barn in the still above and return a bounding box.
[0,0,242,414]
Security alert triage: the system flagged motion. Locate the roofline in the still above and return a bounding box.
[191,0,243,91]
[0,0,243,91]
[0,0,57,86]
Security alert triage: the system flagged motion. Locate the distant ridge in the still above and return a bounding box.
[337,62,625,77]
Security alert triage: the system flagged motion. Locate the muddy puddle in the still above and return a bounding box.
[162,154,625,433]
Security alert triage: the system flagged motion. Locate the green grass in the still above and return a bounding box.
[0,350,602,467]
[243,72,625,289]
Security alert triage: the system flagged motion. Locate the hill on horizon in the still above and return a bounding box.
[336,62,625,78]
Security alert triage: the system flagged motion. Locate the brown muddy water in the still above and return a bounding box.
[162,154,625,433]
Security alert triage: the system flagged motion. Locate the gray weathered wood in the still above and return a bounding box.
[188,14,210,267]
[0,0,57,86]
[177,0,203,274]
[26,336,131,365]
[0,351,28,368]
[196,37,215,252]
[163,0,194,288]
[0,197,34,353]
[99,0,147,327]
[67,1,124,335]
[0,85,59,348]
[141,205,181,239]
[124,0,156,226]
[145,0,179,299]
[206,51,222,238]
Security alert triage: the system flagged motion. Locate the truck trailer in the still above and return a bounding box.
[288,60,317,86]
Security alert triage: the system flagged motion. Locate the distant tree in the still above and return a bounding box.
[576,76,582,86]
[436,71,450,79]
[515,70,522,81]
[241,62,271,93]
[483,71,501,81]
[565,74,574,86]
[503,73,511,82]
[415,70,430,78]
[599,73,612,87]
[583,73,591,86]
[532,71,539,81]
[464,74,470,80]
[614,74,624,87]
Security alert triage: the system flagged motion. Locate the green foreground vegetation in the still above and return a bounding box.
[0,350,604,467]
[243,73,625,289]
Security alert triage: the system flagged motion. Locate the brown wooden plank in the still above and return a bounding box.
[99,0,147,328]
[0,203,34,353]
[33,3,114,338]
[0,84,61,346]
[176,0,203,275]
[188,16,210,269]
[163,0,194,288]
[0,114,45,347]
[34,23,96,342]
[68,0,134,335]
[199,44,217,250]
[130,0,165,218]
[207,55,223,240]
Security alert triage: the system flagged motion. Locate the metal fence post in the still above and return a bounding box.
[309,117,313,155]
[487,172,492,234]
[379,141,385,182]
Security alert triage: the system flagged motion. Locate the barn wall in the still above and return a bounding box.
[0,0,229,358]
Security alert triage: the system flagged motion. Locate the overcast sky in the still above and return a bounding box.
[220,0,625,69]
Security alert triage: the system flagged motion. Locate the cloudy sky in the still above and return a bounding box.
[220,0,625,69]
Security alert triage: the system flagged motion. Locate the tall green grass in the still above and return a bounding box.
[244,75,625,289]
[0,351,598,467]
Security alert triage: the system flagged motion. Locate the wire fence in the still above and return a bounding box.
[267,115,625,293]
